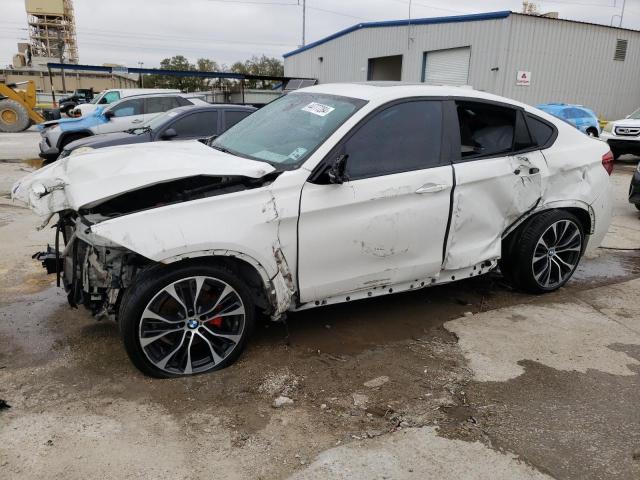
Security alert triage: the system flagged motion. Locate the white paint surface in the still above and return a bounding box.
[12,140,274,216]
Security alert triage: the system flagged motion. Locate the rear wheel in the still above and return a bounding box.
[119,262,256,378]
[502,210,584,294]
[0,99,30,132]
[635,203,640,211]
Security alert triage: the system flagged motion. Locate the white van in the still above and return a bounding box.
[72,88,180,117]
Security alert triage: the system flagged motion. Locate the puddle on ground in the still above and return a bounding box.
[573,250,640,286]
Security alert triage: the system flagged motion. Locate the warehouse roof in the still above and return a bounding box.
[283,11,511,58]
[283,10,639,59]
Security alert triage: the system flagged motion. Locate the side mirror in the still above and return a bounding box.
[103,110,115,119]
[161,128,177,140]
[327,154,349,185]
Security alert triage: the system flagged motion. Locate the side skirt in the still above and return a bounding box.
[290,259,498,312]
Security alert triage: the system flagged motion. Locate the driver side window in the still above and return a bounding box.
[342,100,443,181]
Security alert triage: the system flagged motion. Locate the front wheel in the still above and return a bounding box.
[502,210,584,294]
[119,262,255,378]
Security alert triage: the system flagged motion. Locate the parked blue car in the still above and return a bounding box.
[536,103,601,137]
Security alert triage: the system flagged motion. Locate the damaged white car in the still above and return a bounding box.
[12,83,614,378]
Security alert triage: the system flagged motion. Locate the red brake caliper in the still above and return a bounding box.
[206,316,223,328]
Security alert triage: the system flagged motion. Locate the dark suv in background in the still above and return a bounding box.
[59,104,256,159]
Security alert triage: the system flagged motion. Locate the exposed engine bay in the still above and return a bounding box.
[35,213,145,320]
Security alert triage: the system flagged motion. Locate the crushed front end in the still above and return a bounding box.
[35,212,148,320]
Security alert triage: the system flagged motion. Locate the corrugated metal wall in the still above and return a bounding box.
[499,15,640,119]
[284,14,640,119]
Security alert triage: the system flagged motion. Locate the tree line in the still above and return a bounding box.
[144,55,284,91]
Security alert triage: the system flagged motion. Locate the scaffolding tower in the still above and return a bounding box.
[26,0,78,64]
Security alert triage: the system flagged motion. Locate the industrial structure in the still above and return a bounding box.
[3,0,141,97]
[22,0,78,67]
[283,11,640,119]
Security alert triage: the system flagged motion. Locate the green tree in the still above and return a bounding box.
[144,54,284,91]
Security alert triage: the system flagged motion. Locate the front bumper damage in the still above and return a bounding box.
[34,214,146,320]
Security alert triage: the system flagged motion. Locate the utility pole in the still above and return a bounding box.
[300,0,306,46]
[407,0,412,49]
[57,29,67,94]
[138,61,144,87]
[612,0,627,27]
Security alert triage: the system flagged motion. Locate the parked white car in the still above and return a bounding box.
[600,107,640,159]
[73,88,181,117]
[13,83,613,377]
[39,93,208,160]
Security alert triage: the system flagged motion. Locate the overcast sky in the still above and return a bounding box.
[1,0,639,68]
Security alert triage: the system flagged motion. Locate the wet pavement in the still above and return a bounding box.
[0,156,639,479]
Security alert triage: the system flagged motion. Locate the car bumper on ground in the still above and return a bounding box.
[629,169,640,206]
[38,136,59,160]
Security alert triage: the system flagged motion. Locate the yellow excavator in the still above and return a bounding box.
[0,80,45,132]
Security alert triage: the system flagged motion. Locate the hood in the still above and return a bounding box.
[39,107,103,129]
[12,140,275,217]
[613,118,640,127]
[75,104,99,116]
[65,130,151,151]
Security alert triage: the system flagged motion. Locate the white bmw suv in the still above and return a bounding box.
[13,83,614,377]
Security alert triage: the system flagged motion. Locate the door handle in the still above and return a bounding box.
[529,167,540,174]
[131,119,143,124]
[416,183,447,194]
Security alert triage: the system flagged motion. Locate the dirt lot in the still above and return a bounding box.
[1,139,639,479]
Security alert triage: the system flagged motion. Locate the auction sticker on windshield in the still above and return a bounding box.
[302,102,335,117]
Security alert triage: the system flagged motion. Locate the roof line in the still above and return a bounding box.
[283,10,512,58]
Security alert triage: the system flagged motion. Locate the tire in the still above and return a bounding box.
[59,132,91,151]
[499,227,522,287]
[612,149,621,160]
[119,261,256,378]
[0,99,30,132]
[61,104,76,117]
[586,127,599,138]
[635,203,640,212]
[502,210,584,294]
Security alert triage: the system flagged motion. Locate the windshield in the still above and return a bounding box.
[212,92,367,166]
[628,108,640,120]
[145,109,180,131]
[90,92,105,104]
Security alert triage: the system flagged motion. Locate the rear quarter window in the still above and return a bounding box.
[526,114,556,149]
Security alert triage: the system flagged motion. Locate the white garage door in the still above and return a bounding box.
[423,47,471,86]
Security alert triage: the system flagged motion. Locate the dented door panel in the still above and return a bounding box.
[444,151,548,270]
[297,166,453,302]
